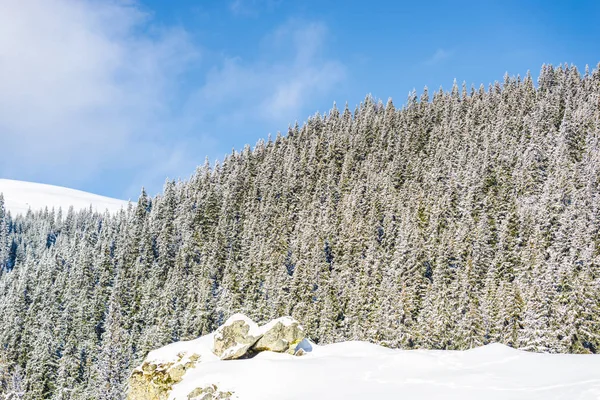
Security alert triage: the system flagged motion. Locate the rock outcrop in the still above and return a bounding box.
[128,314,307,399]
[212,314,305,360]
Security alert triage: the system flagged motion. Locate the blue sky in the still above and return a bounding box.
[0,0,599,199]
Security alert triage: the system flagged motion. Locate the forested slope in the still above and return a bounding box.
[1,63,599,399]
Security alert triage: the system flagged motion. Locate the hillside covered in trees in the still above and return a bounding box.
[1,63,599,399]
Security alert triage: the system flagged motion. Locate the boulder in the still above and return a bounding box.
[252,316,305,354]
[213,314,262,360]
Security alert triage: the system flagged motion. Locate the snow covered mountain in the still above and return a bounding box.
[0,179,128,215]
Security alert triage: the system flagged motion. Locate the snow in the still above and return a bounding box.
[219,343,250,360]
[141,335,600,400]
[143,334,218,365]
[259,316,300,332]
[217,313,262,338]
[0,179,128,215]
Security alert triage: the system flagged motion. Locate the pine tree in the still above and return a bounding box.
[93,292,130,400]
[0,194,9,273]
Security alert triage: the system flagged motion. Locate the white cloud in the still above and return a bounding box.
[424,48,452,65]
[0,0,198,193]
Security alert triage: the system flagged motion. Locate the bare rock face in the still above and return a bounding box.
[213,314,262,360]
[128,353,200,400]
[252,317,305,354]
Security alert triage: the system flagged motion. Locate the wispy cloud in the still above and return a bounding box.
[424,48,452,65]
[184,20,346,132]
[0,0,200,196]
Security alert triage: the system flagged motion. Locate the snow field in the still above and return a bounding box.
[143,334,600,400]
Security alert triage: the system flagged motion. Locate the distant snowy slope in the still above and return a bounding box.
[0,179,128,215]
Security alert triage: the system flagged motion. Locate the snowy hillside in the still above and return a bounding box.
[135,331,600,400]
[0,179,128,215]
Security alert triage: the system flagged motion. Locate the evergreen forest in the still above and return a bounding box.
[1,63,600,399]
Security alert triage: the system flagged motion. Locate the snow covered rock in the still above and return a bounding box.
[253,317,305,354]
[187,384,233,399]
[128,352,201,400]
[213,314,262,360]
[212,314,306,359]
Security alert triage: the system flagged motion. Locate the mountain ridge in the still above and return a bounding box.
[0,178,128,215]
